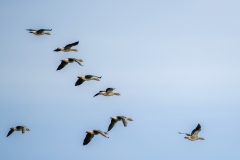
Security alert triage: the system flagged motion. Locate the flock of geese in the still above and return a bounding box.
[6,28,205,145]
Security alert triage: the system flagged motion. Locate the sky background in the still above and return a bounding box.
[0,0,240,159]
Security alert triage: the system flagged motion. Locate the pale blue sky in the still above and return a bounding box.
[1,0,240,159]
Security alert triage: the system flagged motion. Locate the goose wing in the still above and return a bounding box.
[121,117,128,127]
[22,127,26,134]
[38,29,52,31]
[108,118,118,132]
[65,41,79,49]
[95,130,109,138]
[106,88,115,93]
[75,77,85,86]
[36,29,51,34]
[26,29,37,31]
[191,124,201,138]
[83,133,94,145]
[7,129,14,137]
[178,132,191,136]
[57,61,68,70]
[85,75,93,79]
[75,60,83,66]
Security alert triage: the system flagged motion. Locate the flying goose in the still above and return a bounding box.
[75,75,101,86]
[54,41,79,52]
[83,130,109,145]
[108,116,133,132]
[26,29,52,35]
[93,88,120,97]
[178,123,205,141]
[7,126,30,137]
[57,58,83,70]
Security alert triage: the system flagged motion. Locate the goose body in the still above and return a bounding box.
[7,126,30,137]
[54,41,79,52]
[178,124,205,141]
[83,130,109,145]
[26,29,52,35]
[94,88,120,97]
[75,75,101,86]
[57,58,83,70]
[108,116,133,132]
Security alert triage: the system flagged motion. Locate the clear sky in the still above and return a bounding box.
[1,0,240,159]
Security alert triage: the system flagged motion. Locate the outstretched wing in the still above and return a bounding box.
[178,132,190,136]
[75,78,85,86]
[108,119,118,132]
[36,29,51,34]
[191,124,201,138]
[38,29,52,31]
[7,129,14,137]
[65,41,79,49]
[97,131,109,138]
[57,61,68,70]
[85,75,93,79]
[75,60,83,66]
[121,118,128,127]
[83,133,94,145]
[106,88,114,93]
[26,29,37,31]
[22,127,26,134]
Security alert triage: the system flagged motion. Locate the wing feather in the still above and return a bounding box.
[106,88,114,93]
[85,75,93,79]
[108,119,118,131]
[191,124,201,138]
[7,129,14,137]
[75,78,85,86]
[83,133,94,145]
[65,41,79,48]
[57,61,68,70]
[75,60,83,66]
[22,127,26,134]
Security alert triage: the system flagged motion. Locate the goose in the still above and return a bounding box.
[178,123,205,141]
[108,116,133,132]
[26,29,52,35]
[54,41,79,52]
[83,130,109,145]
[57,58,83,70]
[7,126,30,137]
[75,75,101,86]
[93,88,120,97]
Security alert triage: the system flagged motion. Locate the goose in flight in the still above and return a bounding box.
[108,116,133,132]
[94,88,120,97]
[178,123,205,141]
[7,126,30,137]
[26,29,52,35]
[83,130,109,145]
[56,58,83,70]
[75,75,101,86]
[54,41,79,52]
